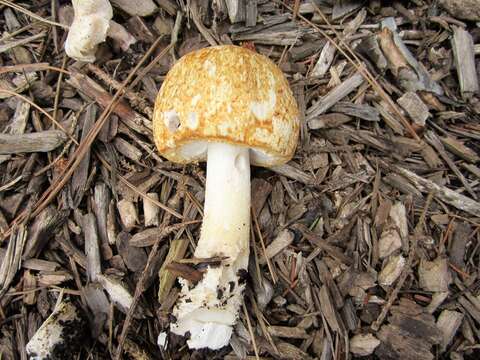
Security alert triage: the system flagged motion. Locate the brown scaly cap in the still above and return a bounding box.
[153,45,300,167]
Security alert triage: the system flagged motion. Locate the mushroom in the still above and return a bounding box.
[64,0,113,62]
[153,45,299,349]
[26,301,86,359]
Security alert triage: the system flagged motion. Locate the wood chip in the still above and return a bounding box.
[384,162,480,217]
[331,101,380,122]
[117,199,139,231]
[397,92,430,127]
[378,228,402,259]
[245,0,257,27]
[451,26,479,98]
[307,113,352,130]
[307,72,365,119]
[23,206,66,260]
[378,255,405,286]
[67,71,151,135]
[276,342,313,360]
[389,202,409,251]
[437,310,464,351]
[37,271,73,286]
[311,41,336,77]
[22,270,36,305]
[156,0,177,16]
[143,192,160,227]
[110,0,157,16]
[259,229,294,264]
[126,16,156,43]
[380,20,443,95]
[108,21,137,51]
[439,0,480,21]
[450,222,470,270]
[426,291,449,314]
[22,259,60,272]
[158,238,189,303]
[271,163,316,185]
[440,136,480,163]
[376,299,442,360]
[418,257,452,292]
[153,16,173,35]
[164,262,203,283]
[350,333,380,356]
[267,326,309,339]
[0,131,67,155]
[93,182,113,260]
[84,283,110,336]
[116,232,147,272]
[83,213,102,282]
[318,285,344,334]
[97,274,140,317]
[225,0,245,23]
[114,137,143,162]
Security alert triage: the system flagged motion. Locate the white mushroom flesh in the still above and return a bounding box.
[26,301,85,359]
[64,0,113,62]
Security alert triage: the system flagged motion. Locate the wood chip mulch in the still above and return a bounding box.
[1,0,480,359]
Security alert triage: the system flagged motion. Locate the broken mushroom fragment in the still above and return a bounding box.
[152,45,299,349]
[65,0,113,62]
[26,301,86,359]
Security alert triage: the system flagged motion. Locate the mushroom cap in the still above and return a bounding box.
[153,45,300,167]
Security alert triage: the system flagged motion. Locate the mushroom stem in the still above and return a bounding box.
[197,142,251,268]
[171,142,251,350]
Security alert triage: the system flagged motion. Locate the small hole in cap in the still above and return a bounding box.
[164,110,181,133]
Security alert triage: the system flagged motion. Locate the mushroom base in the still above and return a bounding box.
[170,143,251,349]
[171,266,246,349]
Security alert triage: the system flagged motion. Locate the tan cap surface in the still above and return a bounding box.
[153,45,299,167]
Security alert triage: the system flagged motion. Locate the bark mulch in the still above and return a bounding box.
[1,0,480,359]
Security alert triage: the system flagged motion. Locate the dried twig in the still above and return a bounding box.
[0,0,68,29]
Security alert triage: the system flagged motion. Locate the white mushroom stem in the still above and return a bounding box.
[171,142,251,350]
[196,143,251,267]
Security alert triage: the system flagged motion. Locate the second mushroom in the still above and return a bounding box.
[153,45,299,349]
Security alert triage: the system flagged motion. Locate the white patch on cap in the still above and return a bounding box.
[250,88,276,120]
[191,94,201,107]
[164,110,180,133]
[218,122,232,136]
[273,116,291,144]
[253,127,272,143]
[187,112,198,129]
[203,60,216,76]
[250,72,277,121]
